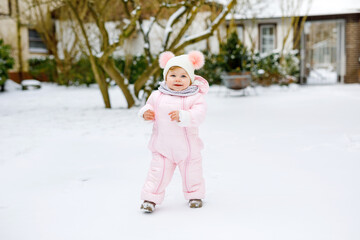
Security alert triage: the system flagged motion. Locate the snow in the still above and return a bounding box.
[230,0,360,19]
[21,79,41,86]
[163,6,187,47]
[1,83,360,240]
[308,69,338,84]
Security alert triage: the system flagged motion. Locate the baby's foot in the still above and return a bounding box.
[189,199,203,208]
[140,200,156,213]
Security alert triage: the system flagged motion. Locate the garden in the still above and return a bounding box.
[24,32,300,90]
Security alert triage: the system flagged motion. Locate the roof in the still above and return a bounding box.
[224,0,360,20]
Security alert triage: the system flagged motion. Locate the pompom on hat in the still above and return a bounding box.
[159,50,205,83]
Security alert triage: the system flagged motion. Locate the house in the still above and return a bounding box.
[0,0,50,83]
[1,0,359,85]
[0,0,221,84]
[228,0,360,84]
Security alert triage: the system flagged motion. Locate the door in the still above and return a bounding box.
[300,20,345,84]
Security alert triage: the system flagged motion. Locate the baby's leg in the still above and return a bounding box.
[141,152,176,205]
[178,155,206,200]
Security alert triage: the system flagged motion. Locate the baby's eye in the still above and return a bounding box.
[181,75,186,78]
[170,74,176,77]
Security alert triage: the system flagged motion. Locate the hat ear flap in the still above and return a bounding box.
[159,51,175,69]
[188,50,205,70]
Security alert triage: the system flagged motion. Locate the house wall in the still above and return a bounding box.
[0,0,28,71]
[0,0,59,82]
[232,17,295,54]
[346,14,360,83]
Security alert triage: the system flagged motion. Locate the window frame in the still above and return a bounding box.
[236,24,245,43]
[258,23,277,54]
[0,0,11,16]
[28,29,48,54]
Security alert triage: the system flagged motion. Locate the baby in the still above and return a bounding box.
[138,51,209,213]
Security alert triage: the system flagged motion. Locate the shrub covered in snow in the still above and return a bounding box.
[0,39,15,92]
[251,50,300,86]
[196,50,223,85]
[199,32,299,86]
[217,32,252,73]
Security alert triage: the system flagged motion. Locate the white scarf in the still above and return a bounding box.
[158,81,199,97]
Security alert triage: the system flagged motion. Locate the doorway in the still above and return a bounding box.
[300,19,346,84]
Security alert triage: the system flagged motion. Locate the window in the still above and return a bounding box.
[28,29,48,53]
[236,25,244,43]
[259,24,276,54]
[0,0,10,15]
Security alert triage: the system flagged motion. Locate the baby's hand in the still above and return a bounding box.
[169,111,180,122]
[143,110,155,121]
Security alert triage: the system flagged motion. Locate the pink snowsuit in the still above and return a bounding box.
[139,75,209,205]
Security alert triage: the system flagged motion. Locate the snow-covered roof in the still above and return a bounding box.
[226,0,360,20]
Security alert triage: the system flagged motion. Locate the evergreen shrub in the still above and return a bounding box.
[0,39,15,91]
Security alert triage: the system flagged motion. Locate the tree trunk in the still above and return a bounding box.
[67,0,111,108]
[90,57,111,108]
[15,0,24,81]
[134,60,160,97]
[101,58,135,108]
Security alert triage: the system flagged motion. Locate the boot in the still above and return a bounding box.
[140,200,156,213]
[189,199,203,208]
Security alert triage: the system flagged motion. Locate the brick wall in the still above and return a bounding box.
[8,72,49,83]
[345,14,360,83]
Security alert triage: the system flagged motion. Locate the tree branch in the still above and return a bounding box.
[168,0,204,51]
[99,3,141,62]
[173,0,237,53]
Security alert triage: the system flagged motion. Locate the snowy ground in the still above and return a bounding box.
[1,82,360,240]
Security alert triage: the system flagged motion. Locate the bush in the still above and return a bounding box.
[196,50,222,85]
[67,57,96,86]
[29,56,96,86]
[251,50,299,86]
[113,55,148,84]
[217,32,252,73]
[283,50,300,79]
[197,48,300,86]
[0,39,15,91]
[28,55,151,86]
[28,57,57,82]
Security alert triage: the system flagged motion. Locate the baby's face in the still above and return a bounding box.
[166,67,191,91]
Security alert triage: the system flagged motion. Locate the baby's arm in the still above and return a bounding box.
[169,111,180,122]
[177,95,206,127]
[144,109,155,120]
[138,92,157,121]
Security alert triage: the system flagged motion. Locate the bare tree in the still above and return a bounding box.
[24,0,236,109]
[65,0,113,108]
[231,0,269,52]
[24,0,82,85]
[279,0,313,56]
[67,0,237,108]
[133,0,237,101]
[15,0,24,81]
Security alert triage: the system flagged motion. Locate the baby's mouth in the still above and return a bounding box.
[174,84,183,87]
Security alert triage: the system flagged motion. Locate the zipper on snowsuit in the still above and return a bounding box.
[182,96,191,193]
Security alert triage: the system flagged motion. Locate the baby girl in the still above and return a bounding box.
[138,50,209,213]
